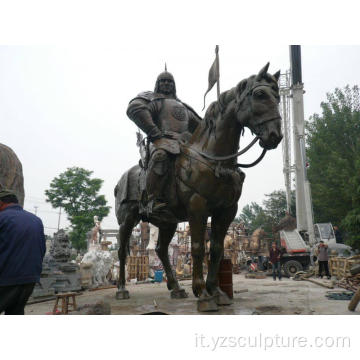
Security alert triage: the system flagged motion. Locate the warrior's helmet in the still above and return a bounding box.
[154,68,177,96]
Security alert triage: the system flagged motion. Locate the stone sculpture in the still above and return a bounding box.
[0,143,25,206]
[30,229,81,300]
[81,248,112,287]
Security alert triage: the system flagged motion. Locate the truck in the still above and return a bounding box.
[313,222,354,257]
[278,229,311,277]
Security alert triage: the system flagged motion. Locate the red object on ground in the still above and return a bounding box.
[218,258,233,299]
[45,309,61,315]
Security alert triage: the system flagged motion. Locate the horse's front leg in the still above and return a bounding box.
[207,204,238,305]
[188,194,218,312]
[156,223,188,299]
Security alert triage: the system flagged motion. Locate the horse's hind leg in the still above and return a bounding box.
[116,202,139,300]
[156,223,188,299]
[206,204,238,305]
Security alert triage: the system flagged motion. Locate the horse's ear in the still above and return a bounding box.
[255,62,270,81]
[273,70,281,82]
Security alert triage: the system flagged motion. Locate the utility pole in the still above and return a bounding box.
[57,207,62,231]
[34,206,38,215]
[289,45,315,245]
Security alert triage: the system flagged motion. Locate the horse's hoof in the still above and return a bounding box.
[197,296,219,312]
[115,289,130,300]
[171,288,188,299]
[215,291,232,306]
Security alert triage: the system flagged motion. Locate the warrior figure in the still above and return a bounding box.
[126,68,202,213]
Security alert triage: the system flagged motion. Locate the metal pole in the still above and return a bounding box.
[280,71,292,213]
[289,45,315,245]
[57,206,62,231]
[215,45,220,101]
[290,45,307,231]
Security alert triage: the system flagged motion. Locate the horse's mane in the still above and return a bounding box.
[200,73,277,138]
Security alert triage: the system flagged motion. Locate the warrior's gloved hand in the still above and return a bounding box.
[148,126,163,142]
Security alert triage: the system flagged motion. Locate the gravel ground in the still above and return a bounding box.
[24,273,360,315]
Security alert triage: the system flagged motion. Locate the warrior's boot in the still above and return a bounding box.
[146,149,169,213]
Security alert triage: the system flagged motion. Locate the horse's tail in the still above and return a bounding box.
[114,164,141,225]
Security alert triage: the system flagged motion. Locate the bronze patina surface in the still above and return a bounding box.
[115,63,282,311]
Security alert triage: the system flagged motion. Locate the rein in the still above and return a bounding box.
[181,138,267,169]
[183,136,259,162]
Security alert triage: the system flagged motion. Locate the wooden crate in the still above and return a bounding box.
[329,256,360,278]
[127,255,149,281]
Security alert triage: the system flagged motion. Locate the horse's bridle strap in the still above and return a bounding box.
[181,136,259,162]
[236,148,267,168]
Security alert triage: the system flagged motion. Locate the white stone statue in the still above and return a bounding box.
[91,216,102,245]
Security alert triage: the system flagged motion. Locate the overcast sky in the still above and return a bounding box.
[1,44,360,235]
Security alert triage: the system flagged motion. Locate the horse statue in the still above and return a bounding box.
[0,143,25,206]
[114,63,283,311]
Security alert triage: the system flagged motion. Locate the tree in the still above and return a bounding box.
[306,85,360,249]
[263,190,296,228]
[45,167,111,250]
[237,202,269,234]
[237,190,295,236]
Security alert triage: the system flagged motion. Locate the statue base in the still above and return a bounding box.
[170,288,188,299]
[116,289,130,300]
[197,296,218,312]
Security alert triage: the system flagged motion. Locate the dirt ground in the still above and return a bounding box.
[25,274,360,315]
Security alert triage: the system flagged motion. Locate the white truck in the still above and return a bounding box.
[313,222,353,257]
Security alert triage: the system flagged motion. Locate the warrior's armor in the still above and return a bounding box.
[127,70,202,212]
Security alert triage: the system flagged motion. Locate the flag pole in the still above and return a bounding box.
[215,45,224,112]
[202,45,222,111]
[215,45,220,101]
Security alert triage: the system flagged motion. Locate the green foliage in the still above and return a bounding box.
[237,190,295,235]
[45,167,111,250]
[237,202,269,233]
[306,85,360,249]
[263,190,296,225]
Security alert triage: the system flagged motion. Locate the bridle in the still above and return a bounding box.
[183,82,279,168]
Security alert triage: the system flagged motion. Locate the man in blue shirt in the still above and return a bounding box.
[0,189,46,315]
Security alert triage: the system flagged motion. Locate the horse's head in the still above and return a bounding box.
[235,63,283,150]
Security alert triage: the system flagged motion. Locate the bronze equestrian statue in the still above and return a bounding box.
[115,62,283,311]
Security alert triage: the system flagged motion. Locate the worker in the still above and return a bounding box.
[0,189,46,315]
[333,225,343,244]
[269,242,282,281]
[317,240,331,279]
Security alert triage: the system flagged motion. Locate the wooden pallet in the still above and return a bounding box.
[127,255,149,281]
[329,256,360,278]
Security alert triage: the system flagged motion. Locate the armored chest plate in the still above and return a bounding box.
[171,105,186,121]
[157,99,189,133]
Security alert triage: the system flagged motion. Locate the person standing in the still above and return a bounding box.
[333,226,343,244]
[317,241,331,279]
[269,241,282,281]
[0,189,46,315]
